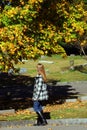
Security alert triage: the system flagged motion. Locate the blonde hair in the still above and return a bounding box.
[37,63,47,82]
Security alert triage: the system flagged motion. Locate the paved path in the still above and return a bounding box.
[1,124,87,130]
[48,81,87,103]
[1,119,87,129]
[56,81,87,96]
[61,81,87,93]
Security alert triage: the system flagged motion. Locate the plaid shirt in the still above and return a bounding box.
[32,74,48,101]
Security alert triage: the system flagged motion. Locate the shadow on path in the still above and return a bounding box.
[0,73,79,110]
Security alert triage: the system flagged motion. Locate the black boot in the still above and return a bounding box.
[33,112,42,126]
[37,111,48,126]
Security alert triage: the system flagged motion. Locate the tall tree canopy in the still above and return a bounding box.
[0,0,87,71]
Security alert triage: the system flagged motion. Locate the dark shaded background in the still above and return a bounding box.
[0,73,79,110]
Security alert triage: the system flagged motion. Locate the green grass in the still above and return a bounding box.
[51,105,87,119]
[0,113,36,121]
[15,55,87,82]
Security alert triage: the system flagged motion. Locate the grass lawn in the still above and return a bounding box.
[0,55,87,121]
[15,55,87,82]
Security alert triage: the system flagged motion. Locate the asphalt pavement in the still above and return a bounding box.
[1,124,87,130]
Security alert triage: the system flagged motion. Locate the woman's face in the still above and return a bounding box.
[37,65,42,74]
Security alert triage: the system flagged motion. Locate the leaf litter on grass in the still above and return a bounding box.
[0,101,87,121]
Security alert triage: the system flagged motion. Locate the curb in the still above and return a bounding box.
[48,118,87,125]
[0,120,33,128]
[66,96,87,102]
[0,119,87,128]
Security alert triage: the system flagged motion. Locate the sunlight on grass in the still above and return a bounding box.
[45,101,87,119]
[15,55,87,82]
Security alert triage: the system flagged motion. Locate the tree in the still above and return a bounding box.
[0,0,87,71]
[58,0,87,55]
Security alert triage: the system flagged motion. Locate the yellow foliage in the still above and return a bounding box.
[0,46,6,53]
[29,0,43,4]
[79,28,84,36]
[65,37,71,43]
[18,41,23,46]
[29,0,36,4]
[81,40,87,46]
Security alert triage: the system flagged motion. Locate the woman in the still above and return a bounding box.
[32,63,48,126]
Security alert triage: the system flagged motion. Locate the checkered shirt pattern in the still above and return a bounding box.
[32,74,48,101]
